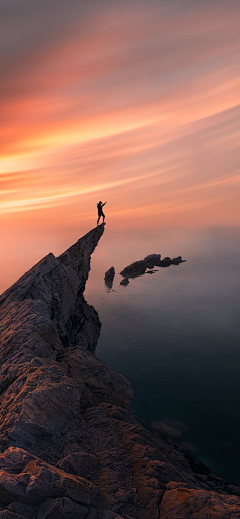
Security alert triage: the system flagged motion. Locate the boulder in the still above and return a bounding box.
[56,451,99,478]
[0,448,98,507]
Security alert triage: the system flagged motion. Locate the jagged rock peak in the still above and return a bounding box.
[0,223,105,307]
[0,223,131,450]
[0,224,105,349]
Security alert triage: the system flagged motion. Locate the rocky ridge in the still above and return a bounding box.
[0,225,240,519]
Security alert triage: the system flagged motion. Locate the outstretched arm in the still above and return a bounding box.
[102,202,107,207]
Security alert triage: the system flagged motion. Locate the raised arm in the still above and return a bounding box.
[102,202,107,207]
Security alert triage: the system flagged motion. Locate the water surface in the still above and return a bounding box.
[85,226,240,485]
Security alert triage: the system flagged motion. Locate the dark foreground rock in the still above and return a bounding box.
[0,226,239,518]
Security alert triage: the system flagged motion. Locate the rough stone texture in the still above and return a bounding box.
[160,487,240,518]
[62,346,133,411]
[0,447,98,507]
[56,451,99,478]
[0,512,26,519]
[0,225,240,519]
[117,419,198,519]
[37,497,88,519]
[6,503,34,519]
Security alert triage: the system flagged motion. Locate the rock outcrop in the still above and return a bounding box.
[120,254,186,285]
[0,225,133,450]
[0,225,239,519]
[104,268,115,290]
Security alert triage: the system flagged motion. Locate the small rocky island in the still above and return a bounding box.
[120,254,186,286]
[0,224,239,519]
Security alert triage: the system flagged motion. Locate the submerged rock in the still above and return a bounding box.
[151,421,182,441]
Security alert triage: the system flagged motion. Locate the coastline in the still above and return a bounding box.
[0,225,240,519]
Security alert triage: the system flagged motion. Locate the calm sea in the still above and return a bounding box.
[85,226,240,485]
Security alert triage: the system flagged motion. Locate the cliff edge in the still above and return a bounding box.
[0,225,239,519]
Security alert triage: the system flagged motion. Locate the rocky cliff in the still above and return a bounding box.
[0,225,239,519]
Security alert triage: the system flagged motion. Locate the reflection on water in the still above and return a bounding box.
[85,227,240,485]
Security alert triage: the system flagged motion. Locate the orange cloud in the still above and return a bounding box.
[1,0,240,232]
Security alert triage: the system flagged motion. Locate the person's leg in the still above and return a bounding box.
[102,212,105,223]
[97,216,100,225]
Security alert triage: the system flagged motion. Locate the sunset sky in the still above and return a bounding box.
[1,0,240,240]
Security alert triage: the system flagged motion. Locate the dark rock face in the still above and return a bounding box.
[0,226,239,519]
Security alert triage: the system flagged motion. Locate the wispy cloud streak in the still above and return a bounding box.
[1,0,240,226]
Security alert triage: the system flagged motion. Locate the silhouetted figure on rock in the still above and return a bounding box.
[97,201,107,225]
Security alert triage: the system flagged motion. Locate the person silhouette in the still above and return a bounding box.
[97,201,107,225]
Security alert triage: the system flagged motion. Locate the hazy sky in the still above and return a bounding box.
[1,0,240,231]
